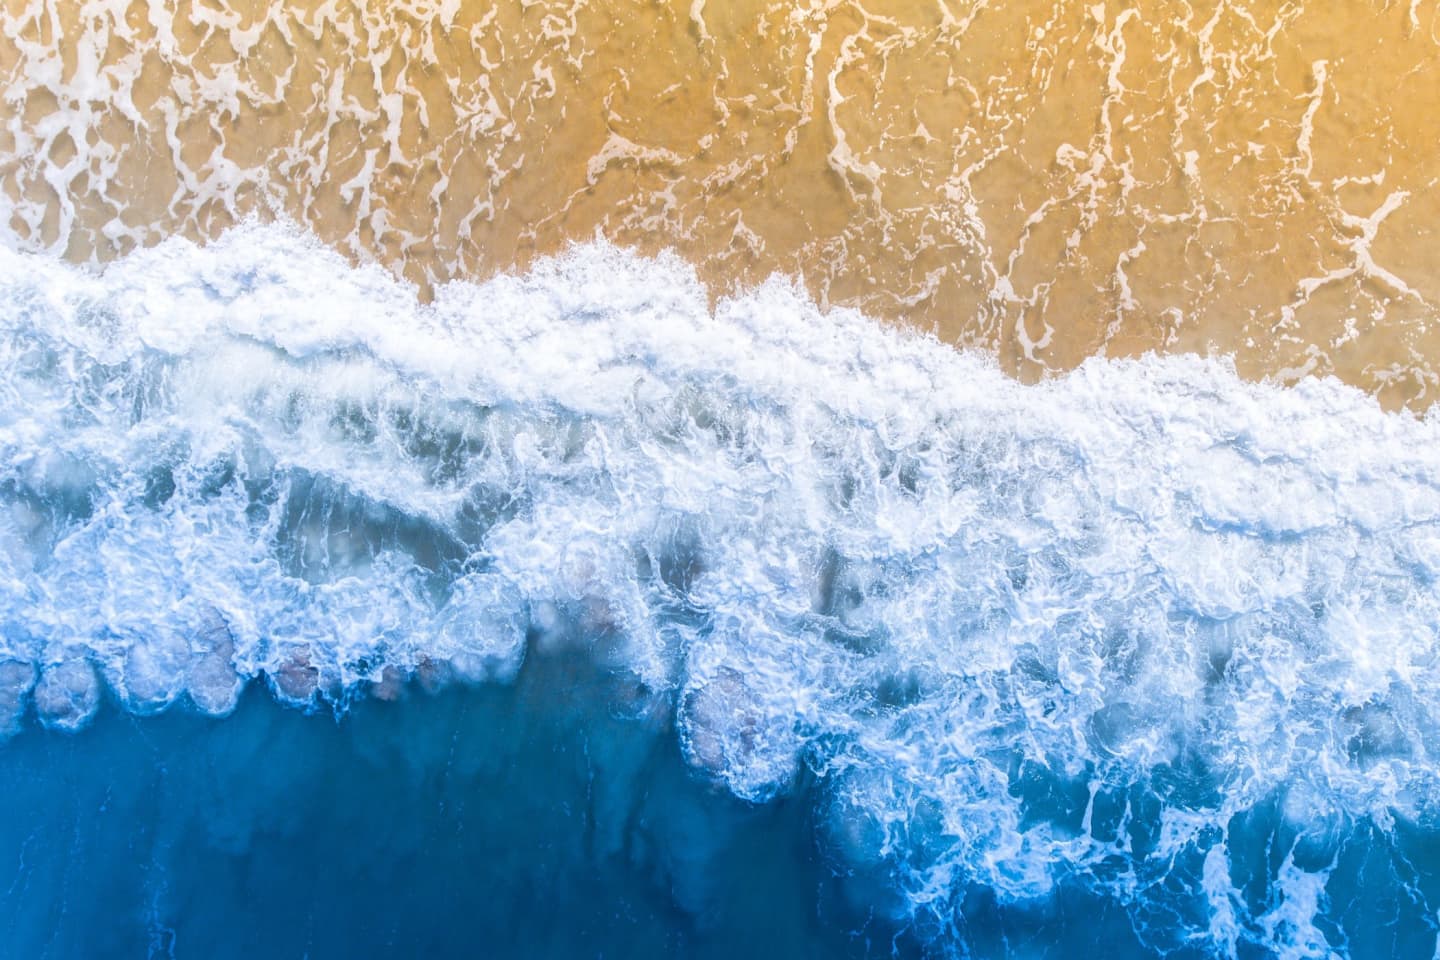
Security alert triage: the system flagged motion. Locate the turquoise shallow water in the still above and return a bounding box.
[9,229,1440,955]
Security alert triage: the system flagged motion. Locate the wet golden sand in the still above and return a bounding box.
[2,0,1438,405]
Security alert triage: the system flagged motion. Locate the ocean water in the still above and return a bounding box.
[0,678,856,959]
[3,227,1440,956]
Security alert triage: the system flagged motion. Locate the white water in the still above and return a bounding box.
[1,224,1438,953]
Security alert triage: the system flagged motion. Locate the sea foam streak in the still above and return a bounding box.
[1,224,1439,955]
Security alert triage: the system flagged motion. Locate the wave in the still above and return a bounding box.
[2,224,1439,955]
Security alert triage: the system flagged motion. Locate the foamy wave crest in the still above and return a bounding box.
[3,224,1440,955]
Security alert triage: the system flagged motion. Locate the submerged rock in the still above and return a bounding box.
[114,629,190,713]
[186,610,243,717]
[679,667,802,802]
[269,650,320,706]
[33,659,101,731]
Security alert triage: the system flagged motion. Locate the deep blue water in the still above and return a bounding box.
[5,653,1440,959]
[0,652,1155,960]
[1,659,851,960]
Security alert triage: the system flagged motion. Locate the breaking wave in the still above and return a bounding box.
[3,224,1440,956]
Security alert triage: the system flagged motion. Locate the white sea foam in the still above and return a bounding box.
[1,223,1439,952]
